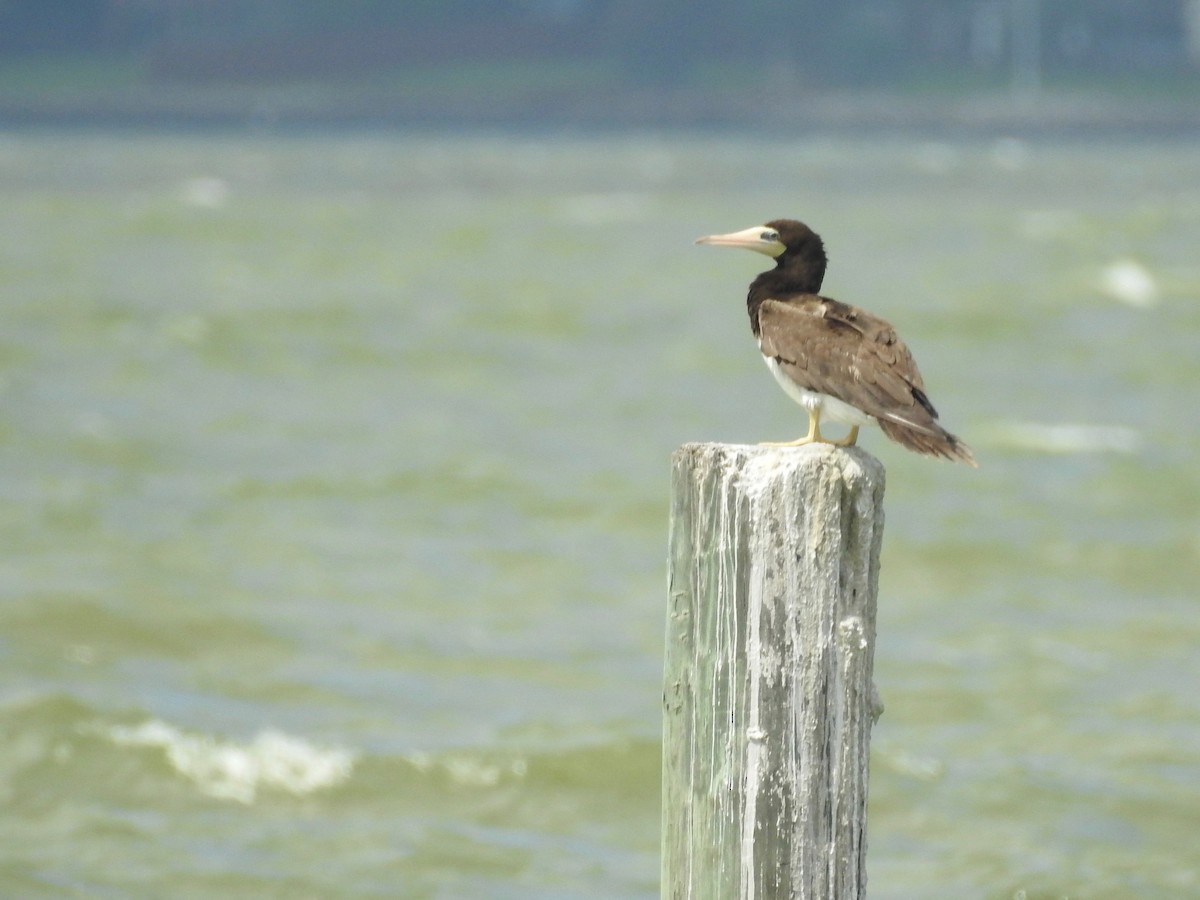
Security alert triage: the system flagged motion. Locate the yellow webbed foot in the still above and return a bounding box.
[760,435,820,447]
[830,426,860,447]
[760,410,824,447]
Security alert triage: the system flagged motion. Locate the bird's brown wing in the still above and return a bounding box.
[756,295,945,436]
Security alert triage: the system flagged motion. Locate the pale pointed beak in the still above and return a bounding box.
[695,225,785,257]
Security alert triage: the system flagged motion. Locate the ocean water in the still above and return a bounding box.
[1,129,1198,898]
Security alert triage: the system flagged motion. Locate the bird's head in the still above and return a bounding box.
[696,218,825,292]
[696,218,824,261]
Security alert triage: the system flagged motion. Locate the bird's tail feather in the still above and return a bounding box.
[879,419,977,467]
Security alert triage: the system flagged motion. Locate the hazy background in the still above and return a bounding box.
[2,3,1199,899]
[1,0,1199,128]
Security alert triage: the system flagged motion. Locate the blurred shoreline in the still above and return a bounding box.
[1,81,1198,136]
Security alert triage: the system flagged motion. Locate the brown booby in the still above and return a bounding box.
[697,219,976,465]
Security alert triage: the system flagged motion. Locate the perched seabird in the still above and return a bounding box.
[696,219,976,465]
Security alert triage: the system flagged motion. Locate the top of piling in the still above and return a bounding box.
[672,442,886,492]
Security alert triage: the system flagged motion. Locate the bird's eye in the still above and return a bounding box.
[761,231,779,242]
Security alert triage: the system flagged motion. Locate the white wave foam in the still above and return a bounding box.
[406,750,527,787]
[1099,259,1158,308]
[179,176,230,209]
[985,421,1142,455]
[104,720,356,804]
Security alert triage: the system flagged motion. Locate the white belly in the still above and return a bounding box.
[764,355,875,428]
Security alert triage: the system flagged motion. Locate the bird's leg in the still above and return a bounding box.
[761,408,824,447]
[831,425,860,447]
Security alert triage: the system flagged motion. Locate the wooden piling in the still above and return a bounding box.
[663,442,886,899]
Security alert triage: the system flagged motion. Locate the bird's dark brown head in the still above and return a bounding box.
[762,219,826,291]
[696,218,827,294]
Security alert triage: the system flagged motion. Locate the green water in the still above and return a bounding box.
[1,130,1198,898]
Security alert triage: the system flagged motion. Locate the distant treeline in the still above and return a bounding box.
[1,0,1197,85]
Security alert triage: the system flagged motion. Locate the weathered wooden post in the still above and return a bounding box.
[663,442,886,899]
